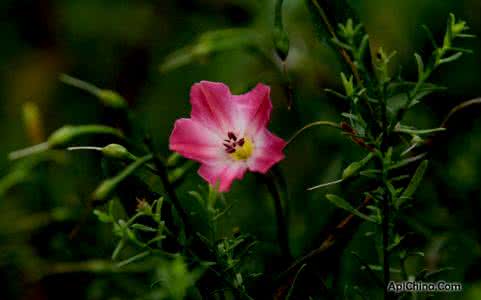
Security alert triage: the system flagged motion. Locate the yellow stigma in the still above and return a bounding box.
[230,137,253,160]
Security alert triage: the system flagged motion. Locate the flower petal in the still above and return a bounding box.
[190,81,236,136]
[198,162,247,192]
[169,118,223,163]
[232,83,272,136]
[248,129,286,173]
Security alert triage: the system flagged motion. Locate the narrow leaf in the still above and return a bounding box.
[325,194,376,222]
[439,52,463,64]
[399,160,429,205]
[342,152,374,179]
[414,53,424,81]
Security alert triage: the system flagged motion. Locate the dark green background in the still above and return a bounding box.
[1,0,481,299]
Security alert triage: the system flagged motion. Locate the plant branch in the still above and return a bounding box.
[144,137,192,237]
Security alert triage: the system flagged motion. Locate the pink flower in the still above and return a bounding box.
[169,81,286,192]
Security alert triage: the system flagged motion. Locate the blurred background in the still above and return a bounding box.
[1,0,481,299]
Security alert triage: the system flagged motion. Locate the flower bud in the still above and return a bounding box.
[274,28,290,61]
[47,125,124,148]
[136,198,152,215]
[101,144,136,161]
[60,74,127,110]
[274,0,289,61]
[97,90,128,109]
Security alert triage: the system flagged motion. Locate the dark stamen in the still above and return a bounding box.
[223,143,232,148]
[228,132,237,141]
[226,148,236,153]
[237,138,245,146]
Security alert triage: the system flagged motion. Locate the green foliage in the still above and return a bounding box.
[1,2,480,300]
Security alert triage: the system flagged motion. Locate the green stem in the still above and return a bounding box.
[440,97,481,128]
[10,125,127,160]
[67,145,160,175]
[60,73,102,96]
[92,154,153,203]
[116,250,151,268]
[286,120,340,145]
[8,142,49,160]
[145,138,191,237]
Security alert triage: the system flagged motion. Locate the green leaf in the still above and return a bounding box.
[116,250,151,268]
[398,160,429,206]
[93,209,113,223]
[439,52,463,64]
[414,53,424,81]
[325,194,377,222]
[342,152,374,179]
[274,0,290,60]
[131,224,158,232]
[359,34,369,59]
[308,179,343,190]
[388,152,427,170]
[340,72,354,96]
[112,238,126,260]
[324,88,347,100]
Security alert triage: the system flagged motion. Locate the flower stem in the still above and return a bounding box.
[59,73,102,96]
[144,137,191,237]
[67,146,103,151]
[286,120,340,146]
[440,97,481,128]
[8,142,49,160]
[264,173,292,261]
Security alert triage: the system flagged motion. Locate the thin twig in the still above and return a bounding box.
[440,97,481,128]
[286,120,340,145]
